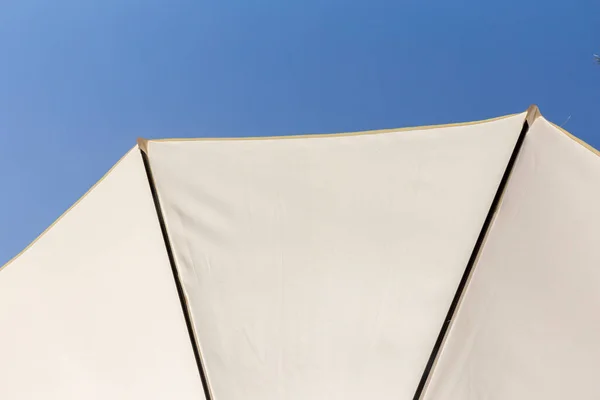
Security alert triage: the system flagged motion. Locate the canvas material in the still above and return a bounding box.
[422,118,600,399]
[0,148,206,400]
[146,113,526,400]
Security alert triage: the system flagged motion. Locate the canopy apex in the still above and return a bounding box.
[526,104,541,126]
[137,138,149,154]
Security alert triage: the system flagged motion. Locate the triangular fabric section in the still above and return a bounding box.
[145,113,527,399]
[422,117,600,399]
[0,148,206,400]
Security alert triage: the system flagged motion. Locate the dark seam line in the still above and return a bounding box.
[412,120,530,400]
[140,150,213,400]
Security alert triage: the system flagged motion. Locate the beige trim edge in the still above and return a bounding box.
[548,120,600,157]
[141,111,526,144]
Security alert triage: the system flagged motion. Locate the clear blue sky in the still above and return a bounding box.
[1,0,599,264]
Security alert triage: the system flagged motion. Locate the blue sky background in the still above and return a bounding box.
[1,0,599,264]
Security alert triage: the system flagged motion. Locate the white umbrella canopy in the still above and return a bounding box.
[1,106,598,400]
[422,116,600,400]
[0,148,206,400]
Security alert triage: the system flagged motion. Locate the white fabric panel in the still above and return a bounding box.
[423,118,600,399]
[0,148,206,400]
[147,114,526,400]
